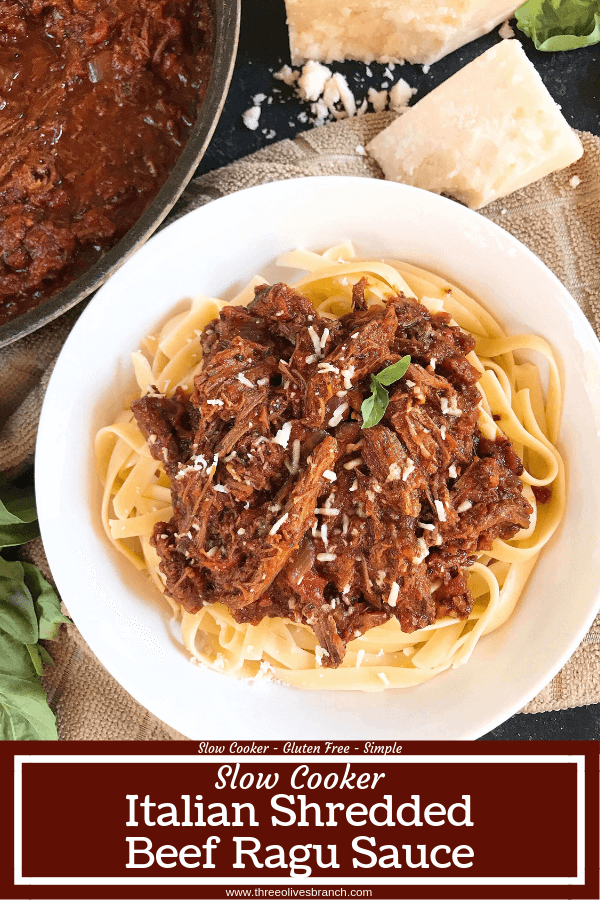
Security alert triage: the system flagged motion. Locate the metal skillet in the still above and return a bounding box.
[0,0,240,350]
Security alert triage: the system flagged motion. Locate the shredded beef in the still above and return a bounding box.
[131,283,533,668]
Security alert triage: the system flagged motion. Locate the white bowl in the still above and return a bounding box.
[36,176,600,740]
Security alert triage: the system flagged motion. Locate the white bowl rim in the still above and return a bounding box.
[35,175,600,740]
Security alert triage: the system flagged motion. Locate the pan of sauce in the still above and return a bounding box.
[0,0,240,348]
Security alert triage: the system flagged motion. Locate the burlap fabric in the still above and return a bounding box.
[2,112,599,740]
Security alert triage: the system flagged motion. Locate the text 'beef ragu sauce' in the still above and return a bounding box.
[0,0,212,325]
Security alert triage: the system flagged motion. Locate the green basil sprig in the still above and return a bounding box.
[0,481,70,740]
[515,0,600,51]
[361,356,411,429]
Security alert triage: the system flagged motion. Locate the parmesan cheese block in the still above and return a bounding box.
[285,0,517,65]
[366,40,584,210]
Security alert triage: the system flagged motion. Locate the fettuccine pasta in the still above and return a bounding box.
[96,242,564,690]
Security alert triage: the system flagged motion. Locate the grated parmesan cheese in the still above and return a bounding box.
[434,499,447,522]
[269,513,289,535]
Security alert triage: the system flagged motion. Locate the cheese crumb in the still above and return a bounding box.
[389,78,416,112]
[499,20,515,39]
[387,581,399,607]
[274,64,298,85]
[273,421,293,448]
[570,174,581,188]
[297,60,332,101]
[242,106,261,131]
[368,87,388,112]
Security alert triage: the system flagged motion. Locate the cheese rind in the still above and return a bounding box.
[285,0,517,65]
[366,40,584,210]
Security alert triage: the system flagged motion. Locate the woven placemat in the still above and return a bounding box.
[3,111,599,739]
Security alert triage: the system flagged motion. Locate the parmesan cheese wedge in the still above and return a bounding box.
[285,0,517,66]
[366,40,584,210]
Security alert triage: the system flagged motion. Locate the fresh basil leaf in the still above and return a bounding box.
[0,631,39,681]
[22,563,70,640]
[374,355,411,387]
[0,559,38,645]
[515,0,600,50]
[26,644,45,677]
[37,644,55,668]
[0,484,39,548]
[0,489,37,524]
[0,673,58,741]
[0,520,39,549]
[361,379,390,429]
[361,356,412,429]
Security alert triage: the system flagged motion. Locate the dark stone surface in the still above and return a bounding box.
[198,0,600,741]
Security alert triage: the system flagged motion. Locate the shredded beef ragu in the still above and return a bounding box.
[132,283,533,669]
[0,0,212,324]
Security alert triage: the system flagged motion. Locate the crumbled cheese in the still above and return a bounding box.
[323,469,337,481]
[387,581,399,607]
[242,106,261,131]
[330,71,356,117]
[447,396,462,417]
[206,398,224,406]
[297,60,332,101]
[344,457,363,470]
[413,538,429,564]
[315,507,340,516]
[269,512,289,535]
[315,645,330,666]
[457,500,473,513]
[238,372,254,388]
[341,365,356,389]
[328,403,348,428]
[274,64,298,85]
[214,484,228,493]
[402,458,415,481]
[342,513,349,534]
[448,464,458,479]
[317,552,337,562]
[368,87,388,112]
[418,521,435,530]
[308,325,323,356]
[321,523,328,547]
[570,174,581,188]
[387,462,402,482]
[273,421,292,448]
[311,99,329,125]
[434,499,447,522]
[389,78,416,112]
[355,144,366,156]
